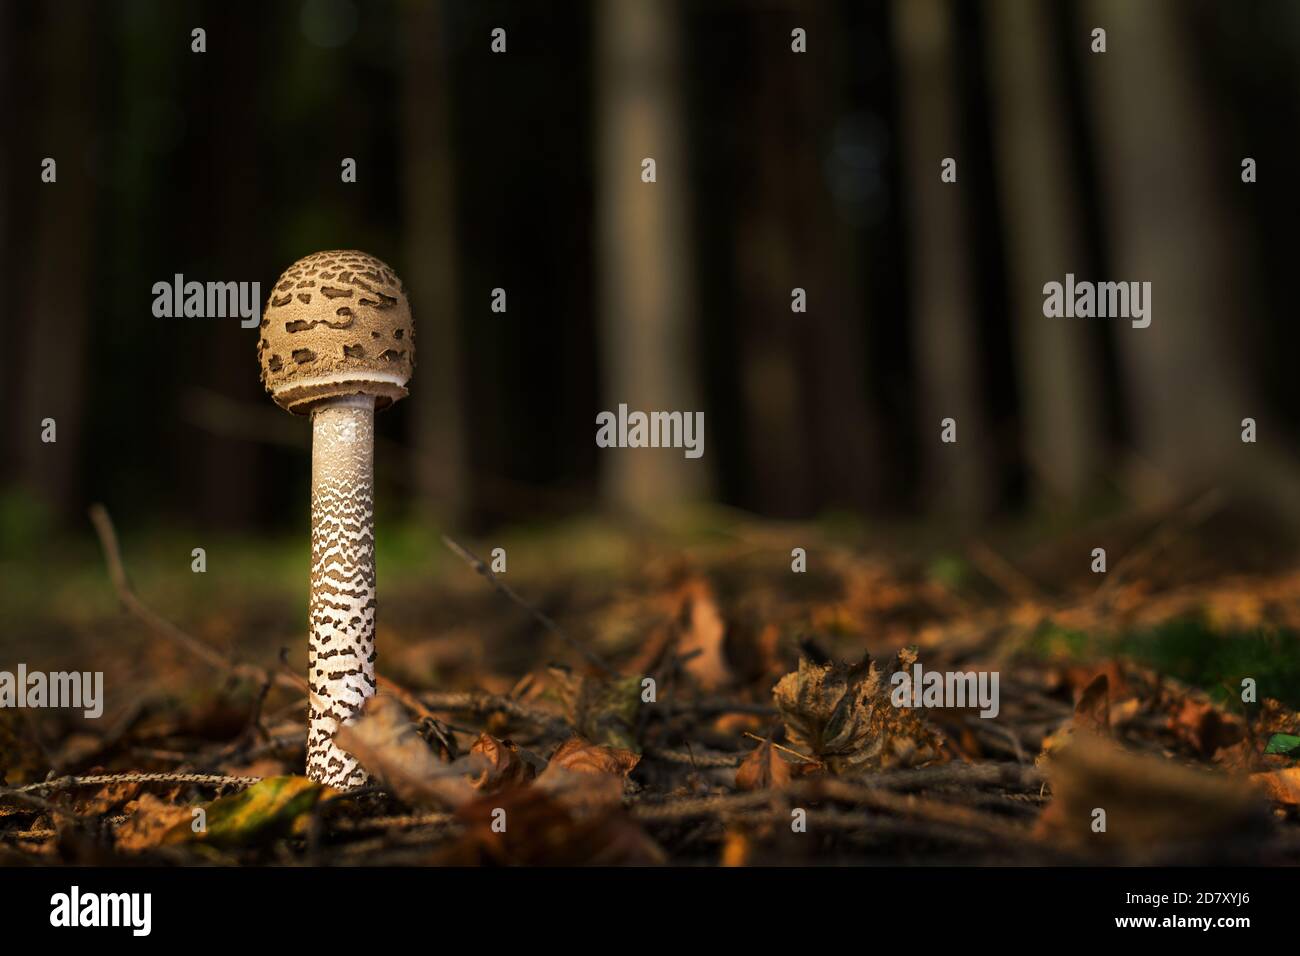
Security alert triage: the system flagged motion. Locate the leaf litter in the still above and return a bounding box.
[5,516,1300,865]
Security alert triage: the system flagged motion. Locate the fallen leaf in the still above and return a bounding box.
[164,776,335,847]
[469,733,534,791]
[335,693,478,808]
[1167,698,1242,757]
[673,578,731,690]
[1036,733,1268,854]
[439,788,664,865]
[1265,734,1300,757]
[547,667,643,751]
[76,780,142,817]
[535,737,640,812]
[114,794,193,852]
[720,829,751,866]
[735,736,793,791]
[543,735,640,777]
[773,651,944,773]
[1074,673,1111,736]
[1038,673,1111,764]
[1252,767,1300,805]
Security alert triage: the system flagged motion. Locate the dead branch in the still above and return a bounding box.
[441,534,616,676]
[4,771,261,796]
[88,503,303,695]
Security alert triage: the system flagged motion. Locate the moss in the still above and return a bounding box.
[1027,616,1300,708]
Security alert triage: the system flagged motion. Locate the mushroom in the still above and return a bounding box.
[257,250,414,788]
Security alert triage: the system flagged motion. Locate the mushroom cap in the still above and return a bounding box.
[258,250,414,414]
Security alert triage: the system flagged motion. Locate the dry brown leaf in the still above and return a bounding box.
[1037,732,1268,853]
[773,651,944,773]
[720,829,751,866]
[114,794,195,852]
[1167,698,1242,757]
[543,736,640,777]
[674,578,731,690]
[1052,660,1131,701]
[1110,697,1143,729]
[76,780,143,817]
[335,693,477,808]
[1074,673,1111,736]
[469,733,534,791]
[1038,672,1112,765]
[534,736,640,812]
[547,667,642,751]
[439,788,664,865]
[734,736,793,791]
[1251,767,1300,806]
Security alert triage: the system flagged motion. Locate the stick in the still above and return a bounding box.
[742,732,820,764]
[441,534,615,676]
[88,504,301,694]
[418,690,569,735]
[89,504,347,720]
[3,772,261,796]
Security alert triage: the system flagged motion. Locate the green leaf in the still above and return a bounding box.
[165,776,336,846]
[1265,733,1300,756]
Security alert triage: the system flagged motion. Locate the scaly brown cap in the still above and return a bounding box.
[258,250,414,414]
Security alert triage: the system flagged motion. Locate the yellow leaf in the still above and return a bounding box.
[163,776,336,847]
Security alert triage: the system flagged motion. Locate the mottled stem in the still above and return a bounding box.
[307,396,377,788]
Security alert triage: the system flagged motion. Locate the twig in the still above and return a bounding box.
[867,761,1043,791]
[377,676,439,721]
[331,812,455,832]
[964,717,1029,764]
[1097,489,1224,599]
[0,788,82,823]
[88,504,303,695]
[966,540,1045,602]
[632,790,775,821]
[3,772,261,796]
[419,690,568,735]
[742,732,820,764]
[441,535,615,677]
[645,747,743,768]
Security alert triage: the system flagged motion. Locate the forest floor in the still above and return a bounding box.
[3,497,1300,865]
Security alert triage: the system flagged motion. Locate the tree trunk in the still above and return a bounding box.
[892,0,994,518]
[986,0,1103,507]
[595,0,710,515]
[17,5,97,522]
[403,0,466,527]
[733,1,880,517]
[1082,0,1257,492]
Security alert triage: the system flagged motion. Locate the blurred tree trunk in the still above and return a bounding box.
[199,3,262,529]
[17,5,96,522]
[1081,0,1244,481]
[1081,0,1300,516]
[892,0,993,518]
[0,1,16,489]
[595,0,710,515]
[986,0,1102,508]
[403,0,466,527]
[733,1,879,517]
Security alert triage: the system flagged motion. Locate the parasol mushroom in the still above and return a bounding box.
[257,250,414,788]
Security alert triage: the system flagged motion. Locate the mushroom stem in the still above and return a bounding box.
[307,395,377,788]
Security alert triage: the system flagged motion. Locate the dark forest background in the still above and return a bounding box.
[4,0,1300,549]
